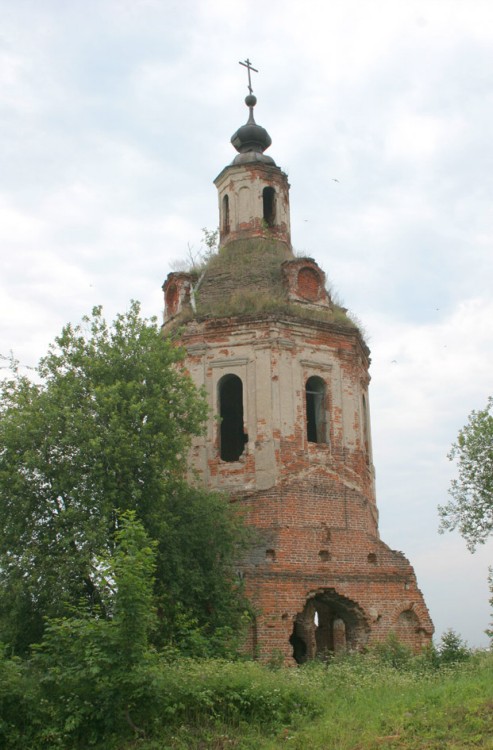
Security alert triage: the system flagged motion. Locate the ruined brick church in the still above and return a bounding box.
[162,74,433,663]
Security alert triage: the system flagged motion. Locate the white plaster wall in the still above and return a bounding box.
[184,320,373,497]
[215,165,291,236]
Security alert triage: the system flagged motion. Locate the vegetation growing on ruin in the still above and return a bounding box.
[167,234,364,337]
[198,290,358,330]
[1,627,492,749]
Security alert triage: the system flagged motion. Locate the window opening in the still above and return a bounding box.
[218,374,247,462]
[262,186,276,226]
[222,194,230,234]
[306,376,326,443]
[362,394,370,463]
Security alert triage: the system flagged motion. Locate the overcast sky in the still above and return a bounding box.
[1,0,492,647]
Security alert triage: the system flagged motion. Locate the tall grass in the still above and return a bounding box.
[259,651,493,750]
[2,643,492,749]
[152,648,493,750]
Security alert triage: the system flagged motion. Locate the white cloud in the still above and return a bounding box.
[0,196,47,243]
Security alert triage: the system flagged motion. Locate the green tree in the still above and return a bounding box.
[29,512,160,746]
[0,302,247,653]
[486,567,493,642]
[437,628,470,664]
[439,397,493,551]
[156,482,250,655]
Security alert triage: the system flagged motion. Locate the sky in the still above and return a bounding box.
[1,0,492,647]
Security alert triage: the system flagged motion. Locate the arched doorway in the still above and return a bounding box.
[290,589,369,664]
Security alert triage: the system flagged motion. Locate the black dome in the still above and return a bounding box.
[230,95,275,165]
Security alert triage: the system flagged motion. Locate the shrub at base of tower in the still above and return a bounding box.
[0,302,249,655]
[28,512,159,745]
[153,482,253,657]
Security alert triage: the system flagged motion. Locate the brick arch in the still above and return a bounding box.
[290,588,370,663]
[389,600,429,628]
[388,602,431,650]
[396,608,420,640]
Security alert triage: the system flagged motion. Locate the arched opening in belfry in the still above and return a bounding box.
[290,590,369,664]
[222,194,230,234]
[306,376,327,444]
[262,186,276,226]
[362,393,370,464]
[218,374,247,462]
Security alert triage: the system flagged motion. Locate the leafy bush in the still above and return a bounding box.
[370,631,414,669]
[151,657,321,729]
[27,512,160,748]
[0,641,490,749]
[0,647,42,750]
[0,513,298,749]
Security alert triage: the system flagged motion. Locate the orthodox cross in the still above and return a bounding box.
[239,58,258,95]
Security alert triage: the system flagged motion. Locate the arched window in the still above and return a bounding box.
[362,394,370,462]
[306,376,327,444]
[262,186,276,226]
[218,374,247,462]
[396,609,420,646]
[222,194,230,234]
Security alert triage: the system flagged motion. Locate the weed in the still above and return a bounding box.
[2,646,492,749]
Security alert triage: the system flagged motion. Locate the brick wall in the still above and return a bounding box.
[180,312,433,663]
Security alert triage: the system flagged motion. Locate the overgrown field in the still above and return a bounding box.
[2,640,492,749]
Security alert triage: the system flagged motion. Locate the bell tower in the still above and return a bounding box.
[162,66,433,663]
[214,92,291,249]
